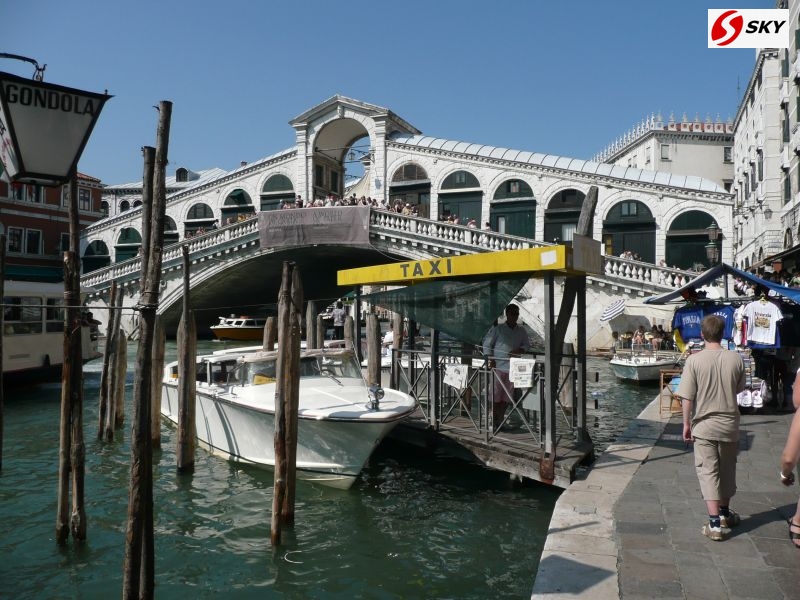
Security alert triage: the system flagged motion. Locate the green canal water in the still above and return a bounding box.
[0,341,653,599]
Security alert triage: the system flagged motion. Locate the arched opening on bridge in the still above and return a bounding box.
[164,216,179,245]
[490,179,535,238]
[602,200,655,262]
[389,162,430,217]
[313,119,370,200]
[664,210,719,270]
[221,189,255,224]
[185,202,216,236]
[438,170,482,224]
[543,188,586,244]
[115,227,141,262]
[82,240,111,273]
[101,200,109,217]
[119,200,130,212]
[133,200,142,208]
[260,174,294,211]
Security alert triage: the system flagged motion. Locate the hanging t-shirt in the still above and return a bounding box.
[704,304,736,340]
[732,305,746,347]
[742,299,783,345]
[672,305,705,342]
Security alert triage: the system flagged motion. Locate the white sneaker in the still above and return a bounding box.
[720,511,740,529]
[702,523,729,541]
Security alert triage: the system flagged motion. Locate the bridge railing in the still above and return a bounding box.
[370,210,540,252]
[80,208,702,296]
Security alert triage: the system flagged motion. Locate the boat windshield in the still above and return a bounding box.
[236,351,362,385]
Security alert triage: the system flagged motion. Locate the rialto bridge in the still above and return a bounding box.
[79,96,733,347]
[81,207,703,350]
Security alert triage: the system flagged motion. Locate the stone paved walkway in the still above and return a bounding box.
[532,396,800,599]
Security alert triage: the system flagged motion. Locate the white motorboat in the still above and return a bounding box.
[161,346,416,489]
[3,280,101,383]
[609,350,683,383]
[210,315,267,341]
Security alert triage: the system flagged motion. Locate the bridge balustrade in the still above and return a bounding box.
[81,208,703,298]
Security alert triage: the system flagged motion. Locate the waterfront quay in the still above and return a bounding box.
[533,395,800,599]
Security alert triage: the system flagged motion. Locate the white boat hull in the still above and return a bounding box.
[609,354,681,382]
[161,348,415,488]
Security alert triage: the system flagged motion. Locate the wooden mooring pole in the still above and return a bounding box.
[56,174,87,545]
[123,104,170,599]
[176,246,196,473]
[263,316,276,351]
[98,281,117,439]
[271,261,301,545]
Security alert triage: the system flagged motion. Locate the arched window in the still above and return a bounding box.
[391,163,428,183]
[664,210,717,270]
[438,170,481,224]
[119,200,130,212]
[133,200,142,208]
[389,163,430,217]
[185,203,216,236]
[101,201,109,217]
[491,179,535,237]
[164,216,179,245]
[82,240,111,273]
[115,227,141,262]
[602,200,655,262]
[544,188,586,245]
[260,175,294,211]
[221,189,255,223]
[493,179,533,200]
[441,170,479,189]
[176,167,188,182]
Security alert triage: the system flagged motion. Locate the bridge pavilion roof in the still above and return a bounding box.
[104,167,229,193]
[388,133,727,195]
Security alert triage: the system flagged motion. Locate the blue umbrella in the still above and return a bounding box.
[599,298,626,322]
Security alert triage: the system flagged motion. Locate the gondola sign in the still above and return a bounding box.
[0,71,110,185]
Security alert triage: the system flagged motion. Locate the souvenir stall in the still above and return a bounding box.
[644,264,800,412]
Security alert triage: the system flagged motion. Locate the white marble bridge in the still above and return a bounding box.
[80,208,701,348]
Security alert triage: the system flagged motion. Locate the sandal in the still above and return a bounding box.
[789,520,800,548]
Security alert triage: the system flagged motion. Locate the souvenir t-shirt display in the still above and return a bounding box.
[742,299,783,345]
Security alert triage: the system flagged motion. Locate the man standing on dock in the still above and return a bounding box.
[676,314,746,541]
[482,303,530,431]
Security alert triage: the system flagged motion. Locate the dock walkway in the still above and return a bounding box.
[532,397,800,599]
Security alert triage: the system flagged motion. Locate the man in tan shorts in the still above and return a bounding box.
[677,314,746,541]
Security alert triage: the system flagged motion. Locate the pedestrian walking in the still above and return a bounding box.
[677,314,746,541]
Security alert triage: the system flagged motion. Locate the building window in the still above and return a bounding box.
[757,150,764,181]
[723,146,732,163]
[4,227,42,255]
[315,165,324,187]
[101,201,109,217]
[509,181,520,194]
[621,201,638,217]
[25,230,42,254]
[7,227,22,252]
[660,144,670,160]
[455,171,466,185]
[12,183,41,203]
[79,188,91,211]
[645,146,651,164]
[785,172,792,204]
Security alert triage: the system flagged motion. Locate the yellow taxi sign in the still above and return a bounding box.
[338,245,580,286]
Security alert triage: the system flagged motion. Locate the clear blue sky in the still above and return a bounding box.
[5,1,767,185]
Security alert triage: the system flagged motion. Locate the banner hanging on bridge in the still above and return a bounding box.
[258,206,371,248]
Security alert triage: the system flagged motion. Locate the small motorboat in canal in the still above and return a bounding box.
[161,346,417,489]
[209,315,267,341]
[608,349,683,383]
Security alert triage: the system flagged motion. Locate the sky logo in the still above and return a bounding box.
[708,8,789,48]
